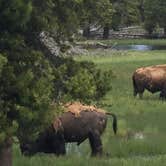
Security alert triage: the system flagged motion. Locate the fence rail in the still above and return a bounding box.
[89,27,166,39]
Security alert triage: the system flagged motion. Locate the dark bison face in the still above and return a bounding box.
[20,141,36,156]
[20,130,66,156]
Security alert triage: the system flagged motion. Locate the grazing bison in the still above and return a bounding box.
[132,64,166,99]
[20,110,117,157]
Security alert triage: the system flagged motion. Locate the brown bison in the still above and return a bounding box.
[20,110,117,157]
[132,64,166,99]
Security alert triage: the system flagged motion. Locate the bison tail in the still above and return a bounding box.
[106,112,117,134]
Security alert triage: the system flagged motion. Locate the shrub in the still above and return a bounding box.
[52,57,113,103]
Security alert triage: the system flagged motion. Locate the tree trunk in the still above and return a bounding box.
[103,26,110,39]
[138,0,145,22]
[0,139,12,166]
[83,26,90,38]
[164,27,166,36]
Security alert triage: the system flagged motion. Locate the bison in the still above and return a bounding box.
[132,64,166,99]
[20,110,117,157]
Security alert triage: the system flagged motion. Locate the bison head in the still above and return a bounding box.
[20,123,65,156]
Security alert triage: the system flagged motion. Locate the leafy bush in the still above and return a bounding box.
[0,36,54,145]
[52,57,113,103]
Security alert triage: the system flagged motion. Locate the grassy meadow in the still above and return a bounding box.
[94,38,166,46]
[13,47,166,165]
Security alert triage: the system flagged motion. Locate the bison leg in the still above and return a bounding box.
[52,134,66,155]
[88,131,103,156]
[52,141,66,155]
[134,90,137,97]
[160,89,166,100]
[56,142,66,155]
[138,92,143,99]
[133,87,144,99]
[134,90,143,99]
[160,83,166,99]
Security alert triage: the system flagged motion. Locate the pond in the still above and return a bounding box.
[112,44,166,51]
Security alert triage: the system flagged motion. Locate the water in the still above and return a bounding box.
[112,45,166,51]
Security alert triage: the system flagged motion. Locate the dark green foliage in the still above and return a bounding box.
[0,36,54,145]
[158,1,166,33]
[52,0,81,42]
[80,0,113,37]
[144,0,166,34]
[144,0,158,34]
[52,58,112,103]
[0,1,55,147]
[0,55,8,147]
[0,0,114,155]
[111,0,140,30]
[94,69,113,99]
[0,0,32,33]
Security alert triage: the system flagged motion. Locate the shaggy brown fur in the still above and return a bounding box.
[64,102,105,117]
[132,64,166,98]
[20,110,117,157]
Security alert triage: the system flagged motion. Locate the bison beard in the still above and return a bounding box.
[20,110,117,157]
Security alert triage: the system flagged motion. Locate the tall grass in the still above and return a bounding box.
[14,50,166,166]
[91,39,166,46]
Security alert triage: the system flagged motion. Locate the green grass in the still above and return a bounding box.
[14,49,166,165]
[89,39,166,46]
